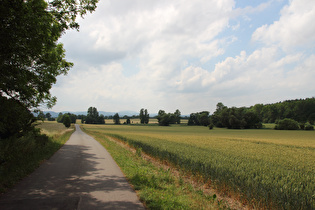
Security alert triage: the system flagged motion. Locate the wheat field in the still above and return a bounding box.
[82,124,315,209]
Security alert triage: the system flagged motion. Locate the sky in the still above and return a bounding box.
[50,0,315,115]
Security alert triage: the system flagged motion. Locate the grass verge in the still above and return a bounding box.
[0,122,74,193]
[83,128,231,209]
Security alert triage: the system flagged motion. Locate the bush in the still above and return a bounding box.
[304,122,314,130]
[63,115,71,128]
[275,118,299,130]
[208,124,214,130]
[0,97,35,139]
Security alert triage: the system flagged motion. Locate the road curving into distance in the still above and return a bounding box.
[0,124,144,210]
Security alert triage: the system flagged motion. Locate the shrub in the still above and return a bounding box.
[304,122,314,130]
[275,118,299,130]
[208,123,214,130]
[0,97,35,139]
[63,115,71,128]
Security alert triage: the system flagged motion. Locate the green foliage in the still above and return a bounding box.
[56,112,76,124]
[275,118,299,130]
[45,113,51,119]
[45,113,55,121]
[211,104,262,129]
[85,107,105,124]
[304,122,314,130]
[188,111,210,126]
[63,114,71,128]
[56,112,63,123]
[0,0,98,138]
[0,124,73,192]
[157,110,171,126]
[1,0,72,109]
[174,109,181,124]
[37,111,45,121]
[113,113,120,125]
[308,113,315,125]
[0,97,35,139]
[157,109,181,126]
[257,98,315,123]
[139,108,149,124]
[211,98,315,128]
[208,123,214,129]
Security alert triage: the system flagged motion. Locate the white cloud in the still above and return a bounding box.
[201,47,314,108]
[52,0,315,114]
[174,66,215,92]
[252,0,315,51]
[74,0,234,66]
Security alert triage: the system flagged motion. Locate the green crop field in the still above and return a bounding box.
[82,124,315,209]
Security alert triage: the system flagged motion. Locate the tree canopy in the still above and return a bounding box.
[57,112,76,124]
[187,111,210,126]
[63,114,71,128]
[157,110,181,126]
[253,98,315,123]
[211,104,262,129]
[139,108,149,124]
[0,0,98,138]
[113,113,120,125]
[85,107,105,124]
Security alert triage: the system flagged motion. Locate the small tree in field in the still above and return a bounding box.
[63,115,71,128]
[113,113,120,125]
[139,108,149,124]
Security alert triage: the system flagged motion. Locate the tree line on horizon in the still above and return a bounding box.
[207,98,315,130]
[54,98,315,130]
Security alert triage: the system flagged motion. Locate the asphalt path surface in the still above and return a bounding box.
[0,124,144,210]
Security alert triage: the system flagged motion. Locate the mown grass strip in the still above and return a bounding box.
[84,129,229,210]
[0,122,74,193]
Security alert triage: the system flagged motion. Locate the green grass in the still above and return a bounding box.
[82,124,315,209]
[0,121,74,193]
[83,128,228,209]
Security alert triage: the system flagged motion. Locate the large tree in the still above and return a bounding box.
[0,0,98,138]
[85,107,104,124]
[113,113,120,125]
[139,108,149,124]
[174,109,181,124]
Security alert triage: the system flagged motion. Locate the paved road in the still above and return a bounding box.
[0,124,145,210]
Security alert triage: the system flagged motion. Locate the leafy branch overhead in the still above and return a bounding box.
[48,0,98,31]
[0,0,98,109]
[0,0,98,138]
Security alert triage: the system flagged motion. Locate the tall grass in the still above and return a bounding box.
[0,121,74,193]
[82,124,315,209]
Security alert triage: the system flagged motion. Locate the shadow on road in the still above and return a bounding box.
[0,129,144,210]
